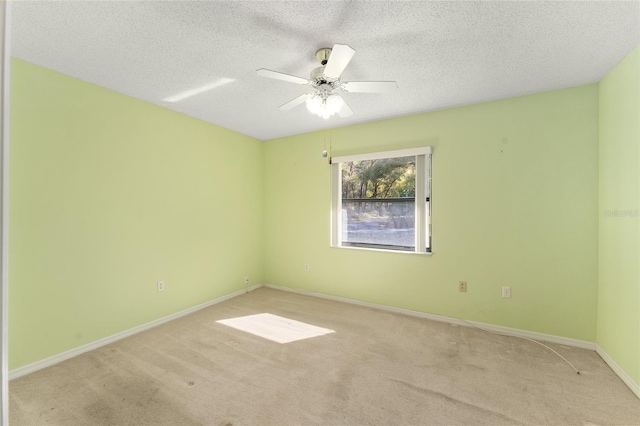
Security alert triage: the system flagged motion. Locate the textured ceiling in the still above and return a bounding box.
[11,1,640,140]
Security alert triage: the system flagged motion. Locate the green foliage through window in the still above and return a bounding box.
[341,156,416,199]
[331,147,431,253]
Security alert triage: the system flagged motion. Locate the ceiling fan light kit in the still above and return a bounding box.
[257,44,397,119]
[306,91,344,119]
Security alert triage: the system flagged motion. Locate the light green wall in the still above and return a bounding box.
[264,85,600,341]
[9,59,264,369]
[597,46,640,384]
[10,54,620,374]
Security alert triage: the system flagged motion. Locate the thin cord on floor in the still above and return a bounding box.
[462,320,581,375]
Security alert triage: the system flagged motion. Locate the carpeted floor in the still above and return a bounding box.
[9,287,640,425]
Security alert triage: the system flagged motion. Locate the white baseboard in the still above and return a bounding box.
[263,283,596,350]
[9,283,263,380]
[596,345,640,399]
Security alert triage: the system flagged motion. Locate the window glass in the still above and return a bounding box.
[341,156,416,250]
[331,147,431,254]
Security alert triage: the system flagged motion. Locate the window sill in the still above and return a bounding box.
[330,245,432,256]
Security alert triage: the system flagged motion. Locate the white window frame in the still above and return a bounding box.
[331,146,432,254]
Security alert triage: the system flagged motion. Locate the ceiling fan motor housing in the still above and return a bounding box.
[310,66,340,88]
[310,66,324,81]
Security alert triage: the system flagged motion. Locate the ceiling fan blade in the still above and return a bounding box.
[323,44,355,79]
[338,99,353,118]
[342,81,398,93]
[278,93,310,111]
[256,68,309,85]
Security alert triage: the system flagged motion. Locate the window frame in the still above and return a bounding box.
[331,146,432,254]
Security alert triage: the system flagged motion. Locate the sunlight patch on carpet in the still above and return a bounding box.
[216,313,335,343]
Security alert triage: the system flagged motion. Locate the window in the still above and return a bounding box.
[331,147,432,253]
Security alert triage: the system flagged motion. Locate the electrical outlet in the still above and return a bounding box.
[304,263,310,271]
[244,276,249,285]
[502,286,511,298]
[157,281,165,292]
[459,281,467,292]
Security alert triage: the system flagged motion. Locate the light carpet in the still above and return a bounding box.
[9,287,640,425]
[216,313,334,344]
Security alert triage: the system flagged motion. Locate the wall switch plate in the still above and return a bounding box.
[157,281,165,292]
[502,286,511,298]
[459,281,467,292]
[304,263,310,271]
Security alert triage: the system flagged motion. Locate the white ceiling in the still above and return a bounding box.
[11,1,640,140]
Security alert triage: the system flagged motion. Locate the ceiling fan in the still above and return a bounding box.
[256,44,397,119]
